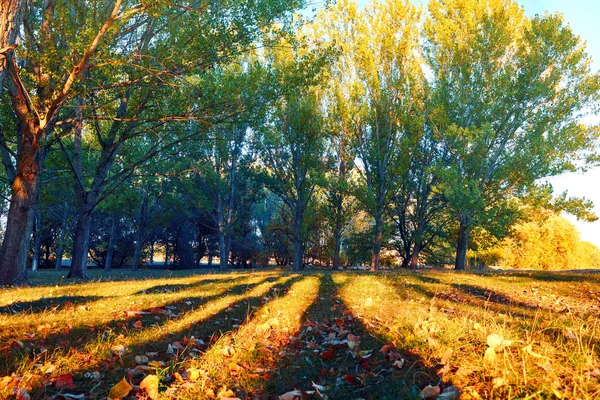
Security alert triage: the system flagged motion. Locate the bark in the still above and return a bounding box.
[149,241,154,265]
[31,210,42,272]
[0,0,25,95]
[68,212,92,278]
[455,216,470,270]
[104,217,116,272]
[292,208,304,272]
[370,211,383,271]
[0,123,42,285]
[332,215,342,270]
[131,236,143,270]
[410,242,421,269]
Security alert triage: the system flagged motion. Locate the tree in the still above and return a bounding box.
[257,92,326,271]
[317,0,423,271]
[425,0,600,269]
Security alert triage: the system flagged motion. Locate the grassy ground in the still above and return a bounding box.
[1,268,599,399]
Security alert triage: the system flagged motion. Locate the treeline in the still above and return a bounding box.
[0,0,599,284]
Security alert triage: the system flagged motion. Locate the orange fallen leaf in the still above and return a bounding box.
[14,388,31,400]
[172,372,184,383]
[380,343,396,355]
[343,374,359,384]
[139,374,159,400]
[108,377,132,400]
[133,320,143,329]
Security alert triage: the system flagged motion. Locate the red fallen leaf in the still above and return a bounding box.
[420,384,441,399]
[64,301,72,308]
[360,361,371,370]
[320,347,335,360]
[343,374,359,384]
[56,373,76,389]
[335,318,344,327]
[172,341,185,351]
[133,320,143,329]
[319,368,336,377]
[305,321,317,327]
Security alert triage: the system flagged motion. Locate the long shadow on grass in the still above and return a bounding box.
[6,276,287,398]
[491,270,600,285]
[0,295,104,315]
[257,273,443,400]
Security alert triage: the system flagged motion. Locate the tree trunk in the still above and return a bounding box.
[332,215,342,270]
[131,234,143,270]
[0,125,42,285]
[370,212,383,271]
[0,1,25,94]
[104,217,116,272]
[410,242,421,269]
[69,212,92,279]
[455,217,470,270]
[31,210,42,272]
[292,210,304,272]
[149,241,154,265]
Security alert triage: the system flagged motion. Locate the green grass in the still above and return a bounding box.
[1,269,599,399]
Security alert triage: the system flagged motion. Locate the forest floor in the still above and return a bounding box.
[1,268,599,399]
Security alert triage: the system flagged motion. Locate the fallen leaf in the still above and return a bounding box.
[139,374,159,400]
[56,373,76,389]
[440,347,453,365]
[343,374,359,384]
[279,390,303,400]
[392,359,405,369]
[522,344,548,359]
[364,297,374,307]
[380,343,396,355]
[564,328,577,340]
[187,368,201,382]
[347,334,360,350]
[135,355,149,365]
[320,347,335,360]
[438,385,460,400]
[492,377,506,388]
[420,384,441,399]
[133,320,143,329]
[108,377,133,400]
[171,341,185,351]
[487,333,512,350]
[484,347,497,363]
[14,388,30,400]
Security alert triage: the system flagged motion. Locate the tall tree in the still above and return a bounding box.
[257,92,326,271]
[425,0,600,269]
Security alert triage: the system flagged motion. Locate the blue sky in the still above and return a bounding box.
[347,0,600,246]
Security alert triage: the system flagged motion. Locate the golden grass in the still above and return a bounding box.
[0,269,599,399]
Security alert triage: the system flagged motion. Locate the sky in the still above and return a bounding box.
[349,0,600,246]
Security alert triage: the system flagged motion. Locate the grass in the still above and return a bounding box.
[1,268,599,399]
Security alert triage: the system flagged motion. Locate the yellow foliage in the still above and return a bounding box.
[478,214,600,270]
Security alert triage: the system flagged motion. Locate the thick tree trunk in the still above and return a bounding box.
[410,242,421,269]
[104,217,116,272]
[69,212,92,279]
[31,211,42,272]
[332,215,342,270]
[370,212,383,271]
[0,125,42,285]
[55,244,64,271]
[164,240,170,267]
[455,217,470,270]
[0,1,25,93]
[218,230,228,270]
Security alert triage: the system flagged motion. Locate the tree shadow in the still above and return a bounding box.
[132,279,228,295]
[255,273,444,399]
[4,276,296,398]
[0,295,104,315]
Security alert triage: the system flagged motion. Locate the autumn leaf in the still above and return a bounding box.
[486,333,512,350]
[133,320,143,329]
[278,390,303,400]
[420,384,441,399]
[14,388,30,400]
[56,373,76,389]
[347,334,360,350]
[438,385,461,400]
[320,347,335,360]
[108,377,132,400]
[484,347,497,363]
[139,374,159,400]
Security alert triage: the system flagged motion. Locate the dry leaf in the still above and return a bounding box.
[493,377,507,388]
[440,347,454,365]
[347,334,360,350]
[14,388,31,400]
[392,359,405,369]
[56,373,76,389]
[438,385,460,400]
[487,333,512,350]
[139,374,159,400]
[420,384,441,399]
[187,368,201,382]
[484,347,497,363]
[108,377,132,400]
[364,297,374,307]
[279,390,303,400]
[522,344,548,359]
[133,320,143,329]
